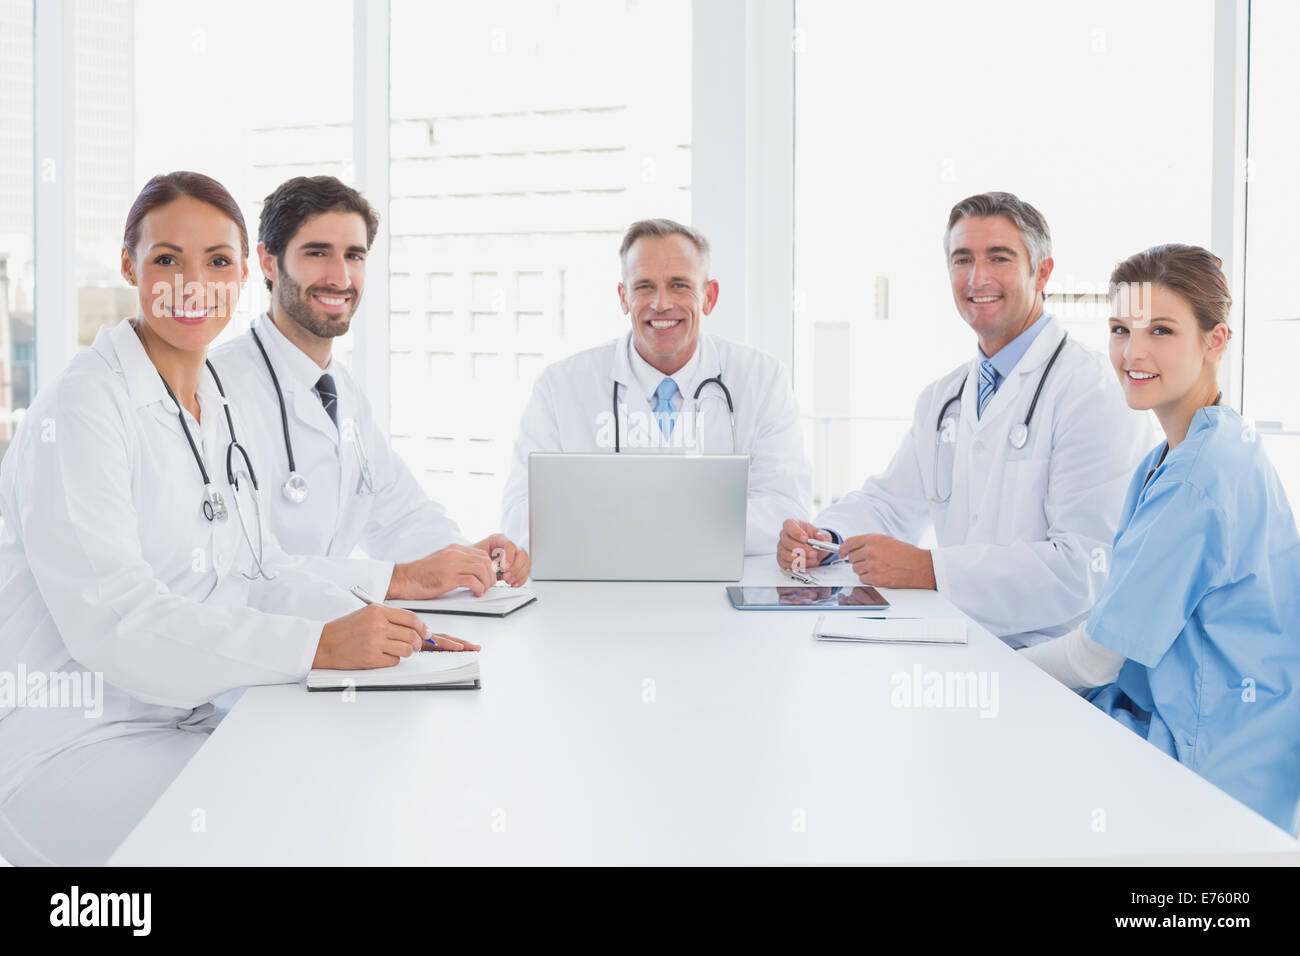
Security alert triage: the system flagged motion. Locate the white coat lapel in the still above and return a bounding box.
[252,314,340,446]
[610,332,635,393]
[608,334,633,451]
[1012,319,1066,381]
[991,320,1066,438]
[966,318,1064,436]
[610,333,656,449]
[959,357,981,439]
[685,336,727,453]
[105,320,197,441]
[146,396,186,434]
[685,335,723,402]
[284,376,340,446]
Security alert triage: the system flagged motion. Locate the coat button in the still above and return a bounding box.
[973,440,984,454]
[969,513,978,525]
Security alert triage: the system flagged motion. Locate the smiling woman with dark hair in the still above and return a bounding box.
[0,172,454,866]
[1023,244,1300,834]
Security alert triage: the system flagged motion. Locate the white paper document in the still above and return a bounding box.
[813,614,967,645]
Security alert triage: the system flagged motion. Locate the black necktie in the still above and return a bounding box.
[314,373,338,428]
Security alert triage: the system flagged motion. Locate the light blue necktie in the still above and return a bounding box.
[976,359,998,420]
[653,377,679,438]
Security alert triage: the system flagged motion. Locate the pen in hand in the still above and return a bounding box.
[805,537,840,553]
[350,585,387,607]
[349,585,473,650]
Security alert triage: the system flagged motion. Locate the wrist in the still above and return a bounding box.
[312,622,335,669]
[819,529,839,565]
[921,550,937,590]
[387,563,412,600]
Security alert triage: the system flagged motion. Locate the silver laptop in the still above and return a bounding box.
[529,453,749,581]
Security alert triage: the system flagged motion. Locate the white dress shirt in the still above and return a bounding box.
[627,336,702,416]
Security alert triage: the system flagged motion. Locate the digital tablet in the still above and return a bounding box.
[726,585,890,611]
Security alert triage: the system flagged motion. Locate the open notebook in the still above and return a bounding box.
[307,651,481,691]
[386,585,537,618]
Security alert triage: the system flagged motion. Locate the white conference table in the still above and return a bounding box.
[111,557,1300,865]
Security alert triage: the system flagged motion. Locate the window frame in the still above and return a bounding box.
[29,0,1257,429]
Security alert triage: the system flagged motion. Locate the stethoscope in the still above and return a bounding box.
[157,361,278,581]
[250,326,377,503]
[930,333,1069,504]
[611,375,737,453]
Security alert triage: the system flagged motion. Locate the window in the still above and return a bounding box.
[72,0,134,351]
[794,0,1215,509]
[0,0,33,467]
[80,0,354,349]
[385,0,693,538]
[26,0,1292,531]
[1243,0,1300,507]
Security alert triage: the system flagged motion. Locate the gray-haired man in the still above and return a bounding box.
[501,218,811,554]
[778,192,1151,648]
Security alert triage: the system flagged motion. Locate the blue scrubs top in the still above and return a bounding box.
[1086,406,1300,834]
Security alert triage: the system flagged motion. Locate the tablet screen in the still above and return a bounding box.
[726,585,890,610]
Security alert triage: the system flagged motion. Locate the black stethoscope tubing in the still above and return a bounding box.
[157,360,260,521]
[249,326,298,475]
[612,375,735,453]
[934,332,1069,441]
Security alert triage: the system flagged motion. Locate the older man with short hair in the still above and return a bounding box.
[501,218,811,554]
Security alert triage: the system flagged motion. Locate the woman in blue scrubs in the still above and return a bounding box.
[1023,243,1300,834]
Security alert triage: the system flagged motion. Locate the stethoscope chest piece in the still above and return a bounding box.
[1008,423,1028,449]
[282,472,309,504]
[202,484,228,522]
[153,357,278,581]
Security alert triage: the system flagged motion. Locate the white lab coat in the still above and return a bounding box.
[0,318,360,863]
[210,314,468,597]
[815,318,1153,648]
[501,332,812,554]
